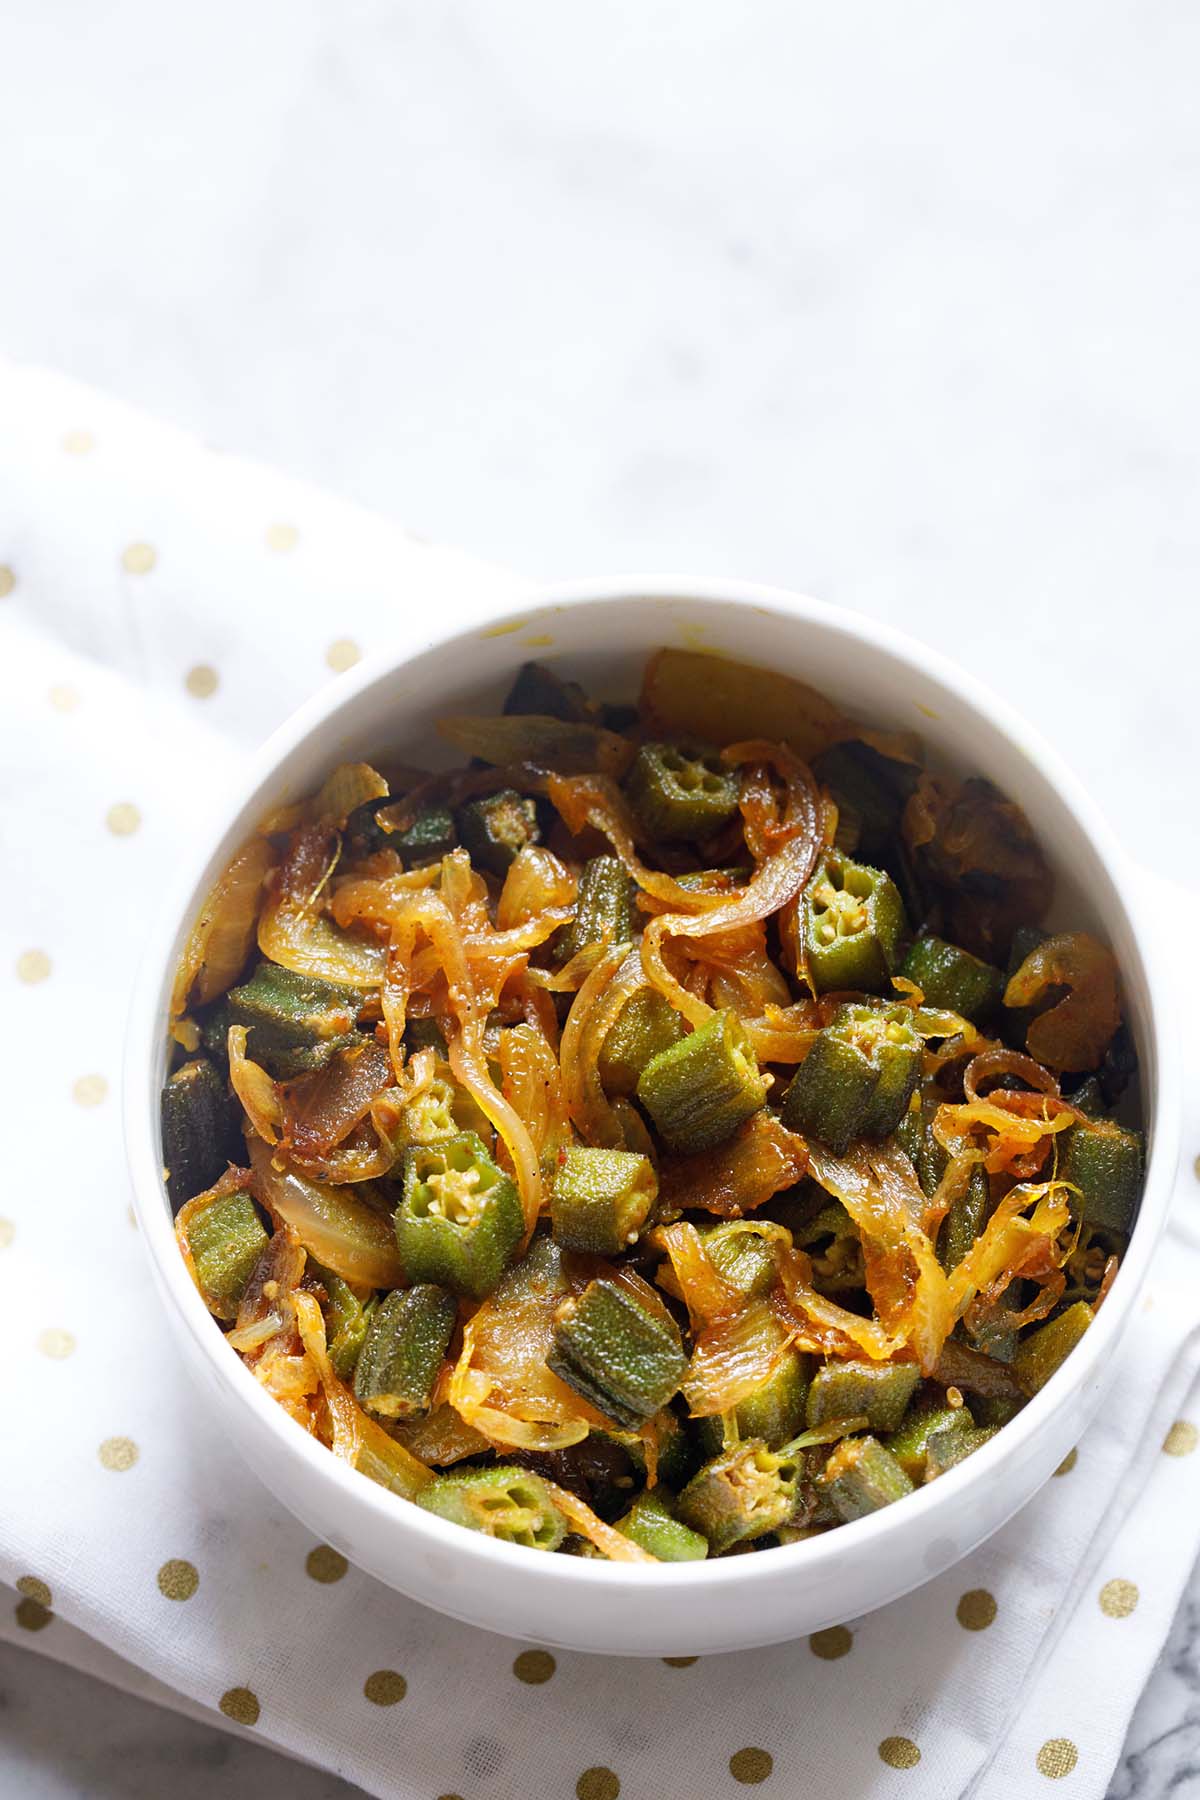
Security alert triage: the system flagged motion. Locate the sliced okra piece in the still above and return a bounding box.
[225,960,363,1079]
[416,1465,566,1550]
[353,1284,457,1419]
[780,1003,921,1154]
[1011,1301,1093,1397]
[387,804,457,867]
[313,1262,374,1381]
[884,1398,976,1482]
[554,855,635,964]
[894,1094,925,1169]
[800,852,907,993]
[676,1437,803,1555]
[598,989,687,1097]
[550,1146,658,1255]
[616,1488,709,1561]
[702,1222,779,1300]
[735,1347,812,1448]
[925,1423,998,1479]
[548,1278,687,1428]
[503,659,593,723]
[187,1191,268,1319]
[455,788,539,875]
[1063,1074,1106,1120]
[805,1359,920,1434]
[160,1056,244,1208]
[404,1016,448,1058]
[900,934,1004,1022]
[399,1065,461,1144]
[938,1165,992,1272]
[624,741,740,843]
[395,1131,524,1300]
[637,1008,766,1153]
[819,1435,914,1522]
[653,1407,701,1492]
[811,741,912,861]
[971,1393,1025,1429]
[1060,1119,1143,1236]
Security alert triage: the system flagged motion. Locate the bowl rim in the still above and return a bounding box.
[124,574,1180,1598]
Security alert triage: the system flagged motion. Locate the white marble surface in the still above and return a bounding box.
[2,2,1199,1793]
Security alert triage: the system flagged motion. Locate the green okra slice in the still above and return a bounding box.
[780,1003,921,1154]
[894,1094,925,1168]
[503,659,593,723]
[624,742,740,843]
[938,1165,992,1272]
[801,852,907,993]
[702,1222,779,1300]
[395,1132,524,1300]
[925,1423,998,1479]
[550,1146,658,1255]
[187,1191,268,1319]
[733,1347,812,1449]
[806,1360,920,1434]
[884,1398,976,1482]
[353,1284,457,1419]
[313,1262,374,1380]
[1060,1120,1143,1236]
[819,1435,914,1522]
[900,935,1004,1022]
[416,1466,566,1550]
[548,1278,687,1428]
[637,1009,766,1153]
[676,1437,803,1555]
[1011,1301,1093,1396]
[598,989,687,1097]
[1064,1075,1106,1120]
[225,960,363,1079]
[616,1488,708,1561]
[386,805,457,866]
[404,1016,448,1058]
[971,1393,1025,1429]
[554,855,635,964]
[455,788,539,875]
[160,1056,244,1208]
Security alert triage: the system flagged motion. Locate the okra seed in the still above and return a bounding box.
[819,924,836,945]
[946,1387,964,1409]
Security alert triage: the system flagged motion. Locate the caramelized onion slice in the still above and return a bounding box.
[248,1135,403,1288]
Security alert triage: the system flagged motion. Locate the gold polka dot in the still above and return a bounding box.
[305,1545,348,1583]
[512,1649,555,1684]
[185,663,219,699]
[1036,1739,1079,1779]
[16,949,51,984]
[1193,1152,1200,1181]
[16,1597,53,1632]
[99,1436,139,1471]
[1099,1578,1138,1619]
[121,542,157,575]
[106,802,141,836]
[157,1559,199,1601]
[809,1625,853,1660]
[730,1747,773,1784]
[0,566,15,597]
[0,1218,15,1248]
[1054,1448,1078,1477]
[73,1073,108,1107]
[265,522,299,552]
[576,1770,619,1800]
[63,429,95,454]
[326,637,362,673]
[956,1589,997,1631]
[661,1655,698,1667]
[363,1669,407,1706]
[17,1576,51,1607]
[879,1737,922,1770]
[1164,1420,1198,1457]
[219,1687,260,1726]
[49,684,80,712]
[37,1328,76,1359]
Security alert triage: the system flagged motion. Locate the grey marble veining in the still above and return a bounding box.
[1,2,1198,1794]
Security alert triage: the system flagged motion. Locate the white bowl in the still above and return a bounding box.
[125,578,1178,1656]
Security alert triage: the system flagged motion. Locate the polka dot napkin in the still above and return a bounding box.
[1,358,1198,1800]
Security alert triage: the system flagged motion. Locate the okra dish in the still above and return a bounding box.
[163,648,1142,1561]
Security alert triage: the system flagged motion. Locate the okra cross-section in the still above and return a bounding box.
[353,1285,457,1419]
[637,1008,766,1153]
[806,1359,920,1434]
[676,1437,803,1555]
[819,1435,914,1522]
[801,853,907,992]
[599,988,687,1096]
[455,789,540,874]
[616,1488,708,1561]
[548,1278,687,1428]
[396,1131,524,1299]
[225,960,364,1079]
[781,1003,921,1153]
[551,1146,658,1256]
[625,741,740,842]
[417,1466,566,1550]
[900,934,1004,1022]
[555,855,635,964]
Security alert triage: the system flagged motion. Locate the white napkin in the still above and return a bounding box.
[2,358,1197,1800]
